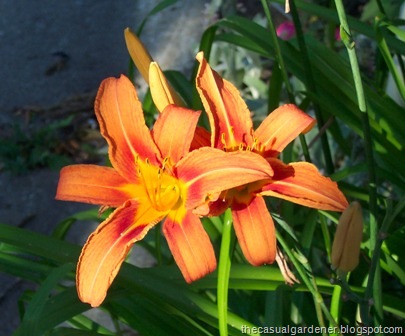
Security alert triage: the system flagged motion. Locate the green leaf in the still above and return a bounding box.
[14,263,75,336]
[48,329,112,336]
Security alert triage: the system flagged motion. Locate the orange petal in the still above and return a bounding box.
[95,75,162,181]
[196,52,253,150]
[149,62,184,112]
[232,195,276,266]
[56,164,137,206]
[77,200,165,307]
[151,105,200,163]
[190,126,211,150]
[163,210,216,283]
[261,159,348,211]
[176,147,273,209]
[124,27,153,84]
[254,104,316,157]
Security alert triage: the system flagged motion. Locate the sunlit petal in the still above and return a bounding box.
[232,195,276,266]
[152,105,200,163]
[196,52,253,149]
[95,75,162,180]
[77,200,165,307]
[261,159,348,211]
[163,210,216,283]
[177,147,273,209]
[254,104,316,157]
[56,165,138,206]
[124,27,153,84]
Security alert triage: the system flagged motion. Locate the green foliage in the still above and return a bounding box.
[0,117,73,174]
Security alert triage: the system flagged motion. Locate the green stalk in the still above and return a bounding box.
[217,209,234,336]
[320,214,332,263]
[333,0,380,327]
[260,0,295,103]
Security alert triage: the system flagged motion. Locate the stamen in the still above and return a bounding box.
[251,137,264,153]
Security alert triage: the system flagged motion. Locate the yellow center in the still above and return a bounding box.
[137,158,183,212]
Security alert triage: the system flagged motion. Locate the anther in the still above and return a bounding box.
[162,157,169,170]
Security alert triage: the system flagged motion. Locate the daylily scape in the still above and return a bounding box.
[56,75,274,307]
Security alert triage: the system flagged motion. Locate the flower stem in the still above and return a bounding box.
[333,0,380,327]
[260,0,294,103]
[217,209,234,336]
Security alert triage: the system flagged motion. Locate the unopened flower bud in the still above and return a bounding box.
[124,27,153,84]
[331,201,363,273]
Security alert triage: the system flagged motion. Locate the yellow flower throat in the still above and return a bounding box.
[137,158,183,212]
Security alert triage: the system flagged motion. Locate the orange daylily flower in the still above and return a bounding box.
[195,52,349,266]
[56,75,274,307]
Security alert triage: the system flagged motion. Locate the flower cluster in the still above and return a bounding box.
[56,28,348,307]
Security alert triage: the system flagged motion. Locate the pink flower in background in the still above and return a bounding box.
[276,21,295,40]
[335,26,341,41]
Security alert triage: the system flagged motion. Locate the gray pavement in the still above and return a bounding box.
[0,1,207,334]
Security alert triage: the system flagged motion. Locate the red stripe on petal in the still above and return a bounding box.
[163,210,216,283]
[196,52,254,149]
[232,195,276,266]
[190,126,211,151]
[95,75,162,181]
[76,200,164,307]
